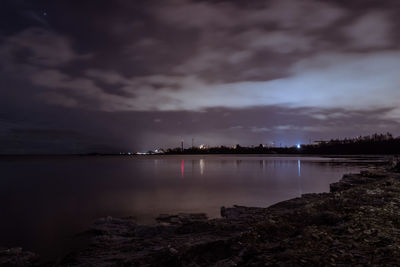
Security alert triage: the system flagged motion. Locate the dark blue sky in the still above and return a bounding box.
[1,0,400,153]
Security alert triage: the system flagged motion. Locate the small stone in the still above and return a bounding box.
[169,247,178,254]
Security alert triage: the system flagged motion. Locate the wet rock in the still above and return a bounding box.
[221,205,265,221]
[0,247,39,267]
[89,216,137,236]
[156,213,208,225]
[330,171,387,192]
[390,158,400,172]
[308,211,343,226]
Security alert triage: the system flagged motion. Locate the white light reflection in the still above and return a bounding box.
[199,159,205,176]
[298,159,301,177]
[297,159,303,196]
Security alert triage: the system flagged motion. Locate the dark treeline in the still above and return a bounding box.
[164,133,400,155]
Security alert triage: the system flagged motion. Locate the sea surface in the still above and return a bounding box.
[0,155,380,260]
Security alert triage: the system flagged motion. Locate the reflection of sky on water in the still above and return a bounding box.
[178,158,310,196]
[0,155,366,260]
[168,156,363,204]
[169,157,368,203]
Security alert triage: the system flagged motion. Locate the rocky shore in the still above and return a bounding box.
[4,163,400,266]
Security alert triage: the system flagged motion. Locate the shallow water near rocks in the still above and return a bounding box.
[0,155,379,260]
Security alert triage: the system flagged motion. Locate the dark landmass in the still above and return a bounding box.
[1,133,399,157]
[4,160,400,266]
[164,133,400,155]
[79,133,400,155]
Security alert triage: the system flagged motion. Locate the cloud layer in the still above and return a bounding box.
[1,0,400,152]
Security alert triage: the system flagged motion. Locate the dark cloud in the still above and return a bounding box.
[1,0,400,153]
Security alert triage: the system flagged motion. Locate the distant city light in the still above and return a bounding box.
[297,144,301,149]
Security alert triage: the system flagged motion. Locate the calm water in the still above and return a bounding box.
[0,155,371,259]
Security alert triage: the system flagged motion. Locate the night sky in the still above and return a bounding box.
[1,0,400,154]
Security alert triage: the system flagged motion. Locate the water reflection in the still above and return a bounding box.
[234,159,242,168]
[174,157,358,198]
[298,159,301,177]
[200,159,205,176]
[297,159,303,196]
[181,159,184,178]
[0,155,365,260]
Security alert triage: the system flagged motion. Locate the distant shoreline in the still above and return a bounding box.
[0,153,396,157]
